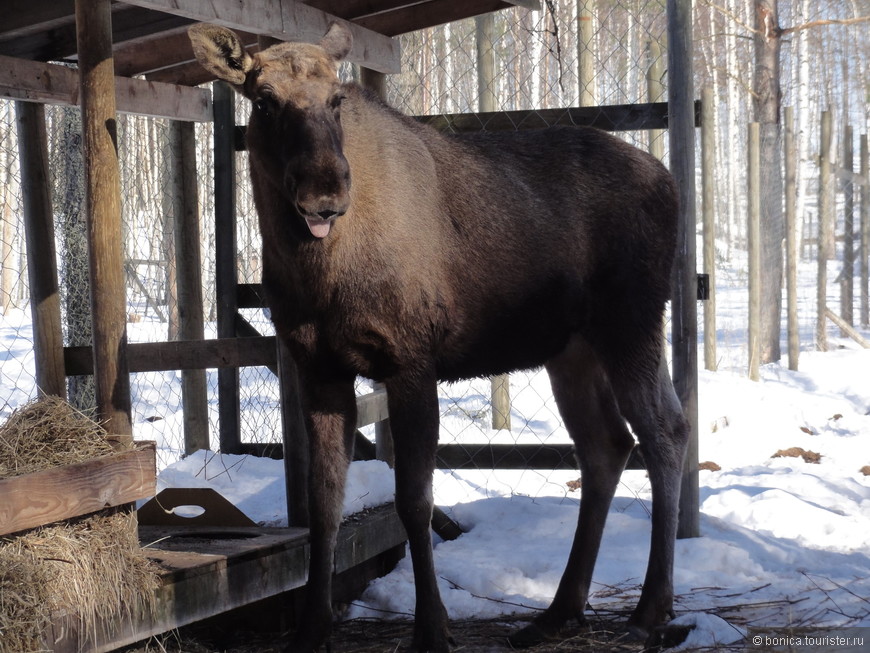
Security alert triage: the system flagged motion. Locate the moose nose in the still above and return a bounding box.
[317,209,339,220]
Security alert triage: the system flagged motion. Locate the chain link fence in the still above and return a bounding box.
[3,3,858,498]
[0,4,673,486]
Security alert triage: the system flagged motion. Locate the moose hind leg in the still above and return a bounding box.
[509,338,634,648]
[616,352,689,639]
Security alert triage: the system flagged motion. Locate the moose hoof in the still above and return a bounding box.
[411,627,455,652]
[508,613,587,649]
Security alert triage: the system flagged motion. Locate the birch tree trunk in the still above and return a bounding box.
[753,0,784,363]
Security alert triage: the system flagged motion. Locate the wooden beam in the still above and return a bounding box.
[75,0,132,439]
[0,0,75,41]
[112,27,258,78]
[0,54,212,122]
[417,101,701,134]
[0,442,155,537]
[121,0,401,73]
[64,337,278,376]
[169,119,209,454]
[355,0,539,36]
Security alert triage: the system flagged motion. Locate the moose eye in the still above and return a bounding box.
[253,94,276,117]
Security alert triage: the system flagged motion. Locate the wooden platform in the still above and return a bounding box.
[45,504,407,653]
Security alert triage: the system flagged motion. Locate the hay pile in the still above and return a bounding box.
[0,397,159,653]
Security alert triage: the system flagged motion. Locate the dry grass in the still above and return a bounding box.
[0,395,116,477]
[0,397,158,653]
[124,611,649,653]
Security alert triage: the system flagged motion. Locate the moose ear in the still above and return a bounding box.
[188,23,254,86]
[319,22,353,62]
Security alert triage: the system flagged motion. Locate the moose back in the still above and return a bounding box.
[189,21,689,653]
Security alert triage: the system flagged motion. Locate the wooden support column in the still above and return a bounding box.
[748,123,762,382]
[784,107,799,370]
[213,81,242,453]
[841,125,854,329]
[169,119,209,454]
[817,110,832,352]
[15,101,66,399]
[476,12,511,432]
[700,86,717,371]
[75,0,132,440]
[359,66,396,466]
[668,0,699,539]
[861,134,869,327]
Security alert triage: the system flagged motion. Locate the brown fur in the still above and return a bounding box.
[190,22,689,653]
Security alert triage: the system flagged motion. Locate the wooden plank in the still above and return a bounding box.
[356,387,389,428]
[417,101,702,134]
[16,101,67,398]
[0,442,156,537]
[0,0,76,41]
[0,54,212,122]
[354,0,539,36]
[435,443,646,471]
[121,0,401,73]
[76,0,132,439]
[825,308,870,348]
[49,504,406,652]
[64,337,278,375]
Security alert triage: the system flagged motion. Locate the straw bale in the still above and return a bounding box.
[0,397,158,652]
[0,395,117,478]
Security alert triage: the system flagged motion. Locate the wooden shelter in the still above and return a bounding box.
[0,0,699,647]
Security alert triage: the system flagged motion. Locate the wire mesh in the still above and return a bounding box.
[0,2,866,487]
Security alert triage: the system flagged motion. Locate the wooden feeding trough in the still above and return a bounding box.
[0,431,407,653]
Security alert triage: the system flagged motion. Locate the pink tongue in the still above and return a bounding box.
[305,217,332,239]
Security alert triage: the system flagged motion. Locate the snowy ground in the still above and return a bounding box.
[1,257,869,650]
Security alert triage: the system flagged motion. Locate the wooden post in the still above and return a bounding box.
[817,110,832,352]
[748,123,762,381]
[214,81,242,453]
[647,40,665,162]
[861,134,869,327]
[475,12,511,431]
[75,0,132,440]
[358,67,396,464]
[668,0,699,539]
[577,1,596,107]
[15,101,67,399]
[784,106,799,371]
[168,119,209,454]
[700,86,717,371]
[476,14,497,113]
[841,125,854,329]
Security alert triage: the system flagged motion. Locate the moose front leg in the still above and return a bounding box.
[386,371,454,653]
[287,375,357,653]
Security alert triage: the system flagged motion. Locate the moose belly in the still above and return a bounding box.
[435,291,583,382]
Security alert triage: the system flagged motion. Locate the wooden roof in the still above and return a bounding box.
[0,0,538,85]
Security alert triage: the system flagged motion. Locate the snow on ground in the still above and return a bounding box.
[1,256,869,649]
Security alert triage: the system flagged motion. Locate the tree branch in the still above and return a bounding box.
[780,16,870,37]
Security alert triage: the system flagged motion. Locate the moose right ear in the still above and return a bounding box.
[188,24,254,86]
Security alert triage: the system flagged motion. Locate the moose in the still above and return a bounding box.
[189,21,689,653]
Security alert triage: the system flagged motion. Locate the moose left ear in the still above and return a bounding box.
[319,22,353,62]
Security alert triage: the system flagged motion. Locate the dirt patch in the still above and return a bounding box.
[123,612,647,653]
